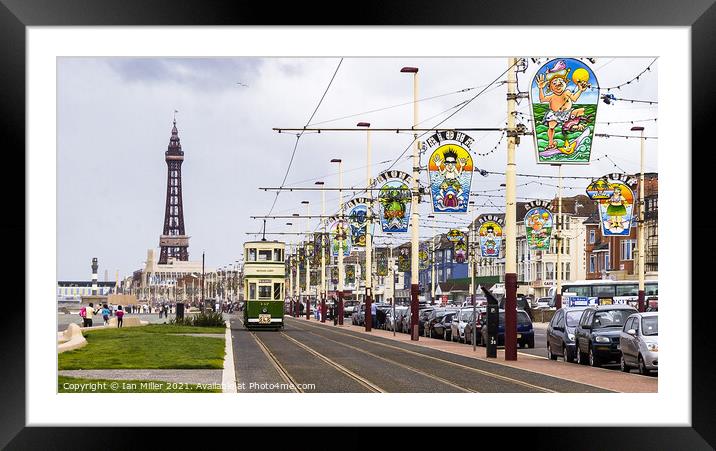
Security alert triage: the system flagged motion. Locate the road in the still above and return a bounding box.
[230,316,613,393]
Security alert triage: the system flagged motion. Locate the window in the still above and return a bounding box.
[273,283,282,300]
[589,229,596,244]
[273,249,284,262]
[616,284,638,296]
[621,239,636,261]
[446,267,452,280]
[563,262,570,280]
[249,283,256,299]
[545,262,554,280]
[593,284,616,297]
[446,249,453,262]
[536,263,542,280]
[604,252,610,271]
[258,285,272,299]
[589,255,597,273]
[258,250,272,261]
[247,249,257,262]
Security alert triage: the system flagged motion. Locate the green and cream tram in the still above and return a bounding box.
[242,240,286,330]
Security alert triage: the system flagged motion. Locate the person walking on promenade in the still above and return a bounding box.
[116,305,124,328]
[84,302,96,328]
[370,302,377,329]
[101,304,111,326]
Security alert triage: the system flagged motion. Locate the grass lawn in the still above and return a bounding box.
[58,376,221,393]
[59,324,226,370]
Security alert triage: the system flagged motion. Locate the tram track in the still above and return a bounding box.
[289,317,560,393]
[236,317,302,393]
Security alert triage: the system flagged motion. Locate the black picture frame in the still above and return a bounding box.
[3,0,713,447]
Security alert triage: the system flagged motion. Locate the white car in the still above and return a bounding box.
[536,297,553,309]
[450,308,475,343]
[620,312,658,375]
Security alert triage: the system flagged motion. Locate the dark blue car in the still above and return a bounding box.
[480,309,535,348]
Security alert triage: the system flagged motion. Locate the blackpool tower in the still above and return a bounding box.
[158,119,189,264]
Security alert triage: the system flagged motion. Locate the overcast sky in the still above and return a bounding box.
[57,57,657,280]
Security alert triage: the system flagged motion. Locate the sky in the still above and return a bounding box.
[57,57,658,280]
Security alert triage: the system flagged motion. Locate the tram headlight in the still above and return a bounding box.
[262,307,268,313]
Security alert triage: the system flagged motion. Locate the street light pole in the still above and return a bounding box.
[332,158,345,325]
[401,65,421,341]
[316,181,327,323]
[632,126,646,312]
[358,121,373,332]
[302,200,311,320]
[504,57,518,361]
[554,163,563,310]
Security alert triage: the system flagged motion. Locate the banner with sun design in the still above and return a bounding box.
[425,131,475,213]
[524,201,554,251]
[345,197,374,247]
[397,246,411,272]
[419,242,430,270]
[530,58,599,164]
[587,173,637,236]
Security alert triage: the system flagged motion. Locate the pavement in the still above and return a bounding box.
[57,312,178,331]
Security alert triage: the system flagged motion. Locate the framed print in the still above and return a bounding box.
[5,0,714,446]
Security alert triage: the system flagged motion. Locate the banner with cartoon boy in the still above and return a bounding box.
[425,130,475,213]
[530,58,599,164]
[477,215,505,258]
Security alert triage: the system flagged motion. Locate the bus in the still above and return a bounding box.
[242,240,286,330]
[552,279,658,308]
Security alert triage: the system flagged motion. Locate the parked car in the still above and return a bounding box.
[536,297,553,309]
[477,309,534,348]
[546,306,588,362]
[462,307,487,345]
[619,312,658,375]
[432,312,457,340]
[399,303,428,333]
[450,308,476,343]
[425,308,459,338]
[351,303,365,326]
[343,300,359,318]
[386,306,408,331]
[498,295,534,320]
[574,304,638,367]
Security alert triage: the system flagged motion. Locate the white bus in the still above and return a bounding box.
[551,280,658,308]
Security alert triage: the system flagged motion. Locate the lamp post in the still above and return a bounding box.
[552,163,563,310]
[292,213,300,317]
[428,214,436,304]
[316,181,327,323]
[358,121,374,332]
[632,126,646,312]
[504,57,518,361]
[302,200,311,320]
[286,221,294,315]
[331,158,345,325]
[401,65,421,341]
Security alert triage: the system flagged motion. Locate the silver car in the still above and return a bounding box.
[619,312,658,375]
[450,308,479,343]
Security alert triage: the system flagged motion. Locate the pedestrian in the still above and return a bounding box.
[376,307,385,329]
[101,304,110,326]
[116,305,124,327]
[85,302,96,328]
[370,302,377,329]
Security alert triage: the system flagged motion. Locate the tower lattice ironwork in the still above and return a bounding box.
[159,119,190,264]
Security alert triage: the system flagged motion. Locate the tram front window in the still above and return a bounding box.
[249,283,257,299]
[273,283,282,300]
[248,249,257,262]
[259,286,272,299]
[258,250,272,261]
[273,249,283,262]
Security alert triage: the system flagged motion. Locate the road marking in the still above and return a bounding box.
[280,331,385,393]
[236,318,302,393]
[303,329,476,393]
[290,318,555,393]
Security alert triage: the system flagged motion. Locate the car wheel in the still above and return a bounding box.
[589,346,600,367]
[576,345,586,365]
[620,355,630,372]
[548,343,557,360]
[563,345,573,363]
[519,341,525,349]
[638,354,650,375]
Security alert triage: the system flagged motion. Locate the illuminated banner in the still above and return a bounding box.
[530,58,599,164]
[419,242,430,270]
[454,236,468,264]
[478,215,505,258]
[397,246,411,272]
[447,229,464,243]
[587,173,637,236]
[524,200,554,251]
[376,248,389,276]
[310,270,318,287]
[375,170,413,233]
[330,266,338,285]
[329,217,351,257]
[345,265,356,286]
[426,131,475,213]
[345,197,374,247]
[359,261,366,282]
